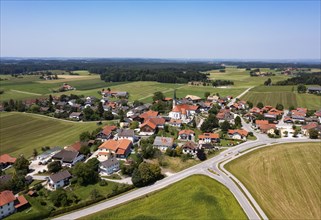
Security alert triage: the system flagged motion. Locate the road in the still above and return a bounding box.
[227,87,253,107]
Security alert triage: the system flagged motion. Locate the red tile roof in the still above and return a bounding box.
[255,120,269,126]
[140,110,159,121]
[98,139,131,155]
[302,122,318,130]
[179,129,195,135]
[228,129,249,137]
[0,154,16,164]
[101,125,117,136]
[0,190,15,206]
[199,133,219,139]
[15,195,29,208]
[66,141,82,152]
[140,117,165,130]
[172,104,198,113]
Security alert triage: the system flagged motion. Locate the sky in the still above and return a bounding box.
[0,1,320,60]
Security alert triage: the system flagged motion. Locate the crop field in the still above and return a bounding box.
[241,85,321,109]
[225,142,321,219]
[83,175,247,220]
[0,112,110,158]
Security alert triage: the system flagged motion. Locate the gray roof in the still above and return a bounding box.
[118,129,135,137]
[308,87,321,91]
[153,136,174,147]
[49,170,72,183]
[52,150,79,163]
[70,112,82,117]
[100,158,119,168]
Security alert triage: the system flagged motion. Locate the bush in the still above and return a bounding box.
[99,179,108,186]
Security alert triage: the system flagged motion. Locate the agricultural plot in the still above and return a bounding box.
[83,175,247,220]
[225,142,321,220]
[0,112,108,157]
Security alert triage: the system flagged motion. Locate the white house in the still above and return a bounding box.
[47,170,72,190]
[51,150,84,167]
[227,129,248,140]
[153,137,174,151]
[168,104,198,123]
[117,129,136,143]
[99,157,120,175]
[182,141,198,156]
[0,190,29,219]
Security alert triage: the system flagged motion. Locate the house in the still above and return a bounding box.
[185,95,202,103]
[178,130,195,141]
[182,141,198,155]
[259,124,276,134]
[307,87,321,94]
[250,107,262,115]
[291,108,307,122]
[255,120,269,128]
[139,117,165,135]
[139,110,159,122]
[65,141,83,152]
[301,122,318,136]
[228,129,249,140]
[69,112,83,121]
[169,104,198,122]
[153,137,174,151]
[98,139,132,159]
[96,125,117,142]
[52,150,84,167]
[60,83,74,91]
[36,147,62,163]
[207,95,219,103]
[0,154,16,169]
[198,133,220,144]
[99,157,120,175]
[47,170,72,190]
[169,119,182,128]
[216,109,234,122]
[315,110,321,123]
[117,129,136,142]
[283,116,293,123]
[0,190,29,219]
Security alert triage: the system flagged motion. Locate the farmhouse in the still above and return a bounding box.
[0,190,29,219]
[198,133,220,144]
[0,154,16,169]
[178,129,195,141]
[98,139,132,159]
[228,129,249,140]
[139,117,165,135]
[96,125,117,142]
[182,141,198,155]
[47,170,72,190]
[153,137,174,151]
[52,149,84,167]
[99,157,120,175]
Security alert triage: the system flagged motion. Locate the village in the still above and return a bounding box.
[1,83,321,219]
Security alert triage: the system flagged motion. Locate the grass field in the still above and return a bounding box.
[82,175,247,220]
[225,142,321,219]
[241,85,321,109]
[0,112,111,157]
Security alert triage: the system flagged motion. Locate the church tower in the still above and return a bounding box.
[173,89,177,107]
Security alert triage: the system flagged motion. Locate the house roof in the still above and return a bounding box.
[172,104,198,113]
[140,117,165,130]
[101,157,119,167]
[118,129,135,138]
[98,139,131,155]
[259,124,276,131]
[179,129,195,135]
[139,110,159,120]
[185,95,202,101]
[0,175,12,185]
[182,141,198,150]
[0,190,15,206]
[14,195,29,208]
[169,119,182,124]
[153,137,174,147]
[255,120,269,126]
[52,150,79,163]
[228,129,249,137]
[199,133,219,139]
[69,112,82,117]
[65,141,82,152]
[101,125,117,136]
[302,122,318,130]
[0,154,16,164]
[49,170,72,183]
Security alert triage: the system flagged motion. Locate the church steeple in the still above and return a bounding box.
[173,89,177,107]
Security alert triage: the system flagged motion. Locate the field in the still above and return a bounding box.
[225,142,321,219]
[0,112,111,157]
[241,85,321,109]
[82,175,247,220]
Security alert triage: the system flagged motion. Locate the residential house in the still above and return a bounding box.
[52,150,84,167]
[185,95,202,103]
[228,129,249,140]
[216,109,234,122]
[117,129,136,142]
[169,119,182,128]
[259,124,276,134]
[69,112,83,121]
[0,190,29,219]
[96,125,117,142]
[139,117,165,135]
[98,139,132,159]
[153,137,174,151]
[47,170,72,190]
[139,110,159,122]
[291,108,307,122]
[65,141,83,152]
[198,133,220,144]
[178,130,195,141]
[60,83,74,91]
[0,154,16,169]
[99,157,120,175]
[315,110,321,123]
[301,122,318,136]
[169,104,198,122]
[182,141,198,155]
[307,87,321,94]
[207,95,219,103]
[255,120,269,129]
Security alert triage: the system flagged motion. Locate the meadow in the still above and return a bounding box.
[225,142,321,220]
[241,85,321,109]
[82,175,247,220]
[0,112,111,158]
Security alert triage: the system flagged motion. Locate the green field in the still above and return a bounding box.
[83,175,247,220]
[0,112,110,157]
[225,142,321,219]
[241,85,321,109]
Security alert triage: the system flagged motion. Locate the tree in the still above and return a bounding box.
[103,110,114,120]
[200,114,219,132]
[196,148,207,161]
[130,121,139,129]
[264,78,272,86]
[79,131,91,142]
[220,120,231,133]
[133,100,143,107]
[234,116,242,128]
[256,102,264,109]
[204,92,210,98]
[13,156,29,175]
[50,189,69,207]
[83,106,94,120]
[79,145,90,156]
[276,103,284,111]
[33,149,38,157]
[309,129,319,139]
[86,158,100,171]
[297,84,307,93]
[30,104,40,113]
[141,145,155,159]
[72,161,99,185]
[152,91,165,102]
[90,189,101,200]
[131,162,163,187]
[47,161,62,173]
[97,102,104,117]
[289,106,295,111]
[246,101,253,109]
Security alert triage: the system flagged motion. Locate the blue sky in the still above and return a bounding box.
[1,1,320,59]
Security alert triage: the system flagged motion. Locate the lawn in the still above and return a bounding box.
[241,85,321,109]
[225,142,321,220]
[82,175,247,220]
[0,112,107,158]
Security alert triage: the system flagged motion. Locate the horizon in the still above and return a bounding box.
[1,1,320,59]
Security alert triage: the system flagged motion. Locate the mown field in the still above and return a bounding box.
[82,175,247,220]
[225,142,321,220]
[241,85,321,109]
[0,112,111,157]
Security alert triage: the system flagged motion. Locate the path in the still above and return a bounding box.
[227,87,253,107]
[10,89,42,96]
